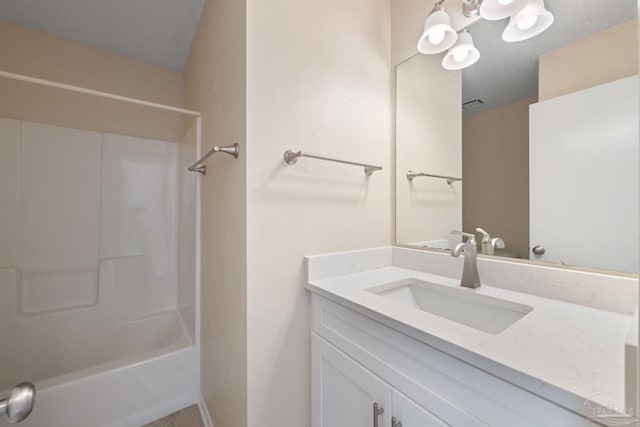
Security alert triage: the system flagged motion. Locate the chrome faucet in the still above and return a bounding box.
[475,227,505,255]
[451,230,481,289]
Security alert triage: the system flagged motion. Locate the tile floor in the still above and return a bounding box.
[143,405,204,427]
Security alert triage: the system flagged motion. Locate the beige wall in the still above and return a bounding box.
[184,0,248,425]
[186,1,391,426]
[539,18,638,101]
[0,20,184,142]
[462,97,534,259]
[245,1,391,427]
[396,54,462,246]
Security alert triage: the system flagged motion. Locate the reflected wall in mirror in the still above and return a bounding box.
[395,0,639,274]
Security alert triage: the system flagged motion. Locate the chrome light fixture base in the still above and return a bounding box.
[462,0,482,18]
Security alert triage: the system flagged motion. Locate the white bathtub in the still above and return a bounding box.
[0,259,199,427]
[0,309,197,427]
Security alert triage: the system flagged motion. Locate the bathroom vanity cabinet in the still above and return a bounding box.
[313,333,451,427]
[311,294,603,427]
[307,247,637,427]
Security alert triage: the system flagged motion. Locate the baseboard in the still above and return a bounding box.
[198,394,214,427]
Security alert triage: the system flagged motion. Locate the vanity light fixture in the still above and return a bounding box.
[442,30,480,70]
[417,0,554,69]
[502,0,554,42]
[417,0,458,54]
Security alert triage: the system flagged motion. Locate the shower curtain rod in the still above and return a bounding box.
[0,70,201,117]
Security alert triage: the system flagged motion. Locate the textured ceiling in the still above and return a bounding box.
[0,0,205,71]
[462,0,637,116]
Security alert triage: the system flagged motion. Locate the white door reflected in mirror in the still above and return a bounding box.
[529,76,639,272]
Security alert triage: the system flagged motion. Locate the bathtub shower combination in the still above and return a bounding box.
[0,116,200,426]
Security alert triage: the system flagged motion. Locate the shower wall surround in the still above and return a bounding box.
[0,116,195,321]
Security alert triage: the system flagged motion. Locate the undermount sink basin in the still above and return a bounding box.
[367,279,533,334]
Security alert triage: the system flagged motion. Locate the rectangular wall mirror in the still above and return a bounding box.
[395,0,639,274]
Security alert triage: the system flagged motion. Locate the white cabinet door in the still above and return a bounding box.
[312,333,392,427]
[392,389,449,427]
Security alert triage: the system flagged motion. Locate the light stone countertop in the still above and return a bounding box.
[305,246,638,419]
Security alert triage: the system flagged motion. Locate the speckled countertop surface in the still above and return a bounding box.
[305,246,638,418]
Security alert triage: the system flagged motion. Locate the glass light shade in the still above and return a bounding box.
[502,0,554,42]
[479,0,526,20]
[417,8,458,54]
[517,14,538,30]
[442,30,480,70]
[429,28,446,45]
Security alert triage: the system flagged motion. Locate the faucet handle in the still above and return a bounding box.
[475,228,491,243]
[451,230,477,245]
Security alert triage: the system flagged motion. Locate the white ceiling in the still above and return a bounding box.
[461,0,637,115]
[0,0,205,71]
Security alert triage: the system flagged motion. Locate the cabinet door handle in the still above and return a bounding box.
[373,402,384,427]
[392,416,403,427]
